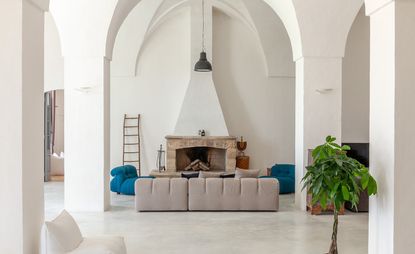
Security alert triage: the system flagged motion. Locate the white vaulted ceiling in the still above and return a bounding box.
[111,0,295,78]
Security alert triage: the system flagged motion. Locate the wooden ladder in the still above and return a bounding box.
[123,114,141,176]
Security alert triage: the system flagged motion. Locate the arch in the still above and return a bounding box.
[343,2,366,57]
[106,0,143,60]
[244,0,295,77]
[44,11,64,92]
[261,0,302,60]
[292,0,363,58]
[342,5,370,144]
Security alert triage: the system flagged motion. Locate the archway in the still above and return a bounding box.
[0,0,148,251]
[110,0,297,182]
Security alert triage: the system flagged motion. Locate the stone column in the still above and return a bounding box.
[295,57,343,210]
[0,0,46,253]
[64,57,111,212]
[366,0,415,253]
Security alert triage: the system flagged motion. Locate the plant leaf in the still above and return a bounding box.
[361,174,369,189]
[330,182,341,199]
[342,185,350,201]
[320,192,327,209]
[342,145,351,151]
[335,158,343,167]
[367,176,378,196]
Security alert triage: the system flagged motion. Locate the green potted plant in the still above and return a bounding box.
[302,136,377,254]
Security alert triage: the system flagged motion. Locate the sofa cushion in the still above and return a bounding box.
[44,210,83,252]
[188,178,279,211]
[198,171,222,178]
[234,168,260,179]
[135,178,188,211]
[68,236,126,254]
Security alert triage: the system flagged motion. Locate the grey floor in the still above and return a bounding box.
[44,182,368,254]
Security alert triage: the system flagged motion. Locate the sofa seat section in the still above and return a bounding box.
[188,178,279,211]
[135,178,188,211]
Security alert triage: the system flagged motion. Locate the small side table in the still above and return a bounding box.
[236,156,250,169]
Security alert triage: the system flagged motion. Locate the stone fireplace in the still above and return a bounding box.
[166,136,237,172]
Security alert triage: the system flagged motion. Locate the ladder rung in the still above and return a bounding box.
[124,126,138,128]
[125,134,139,136]
[124,160,139,163]
[125,117,139,120]
[124,143,139,145]
[124,151,139,154]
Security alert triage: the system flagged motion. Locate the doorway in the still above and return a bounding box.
[44,89,65,182]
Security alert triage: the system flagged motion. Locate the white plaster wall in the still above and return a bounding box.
[295,57,343,210]
[64,56,110,212]
[342,8,370,143]
[368,2,395,253]
[111,8,191,174]
[174,3,229,136]
[22,3,45,250]
[44,12,64,92]
[393,1,415,252]
[0,2,24,251]
[212,9,295,169]
[0,1,45,252]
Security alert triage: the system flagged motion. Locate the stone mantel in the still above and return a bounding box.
[166,136,237,140]
[165,136,237,172]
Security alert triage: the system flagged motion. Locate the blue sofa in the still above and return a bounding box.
[260,164,295,194]
[110,165,154,195]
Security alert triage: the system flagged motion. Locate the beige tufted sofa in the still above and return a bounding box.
[135,178,279,212]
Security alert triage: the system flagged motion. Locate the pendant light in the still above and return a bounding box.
[194,0,212,72]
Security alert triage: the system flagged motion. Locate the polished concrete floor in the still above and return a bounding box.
[44,182,368,254]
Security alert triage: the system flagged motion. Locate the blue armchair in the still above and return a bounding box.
[260,164,295,194]
[110,165,154,195]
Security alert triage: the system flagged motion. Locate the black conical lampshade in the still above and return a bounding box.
[194,52,212,72]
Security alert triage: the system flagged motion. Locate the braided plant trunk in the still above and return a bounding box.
[328,211,339,254]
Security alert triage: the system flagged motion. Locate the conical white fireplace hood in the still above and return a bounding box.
[174,1,228,136]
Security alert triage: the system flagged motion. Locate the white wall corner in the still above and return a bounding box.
[365,0,395,16]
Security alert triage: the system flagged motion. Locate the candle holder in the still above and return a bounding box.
[237,136,247,156]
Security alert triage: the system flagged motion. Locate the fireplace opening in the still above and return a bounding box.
[176,147,226,172]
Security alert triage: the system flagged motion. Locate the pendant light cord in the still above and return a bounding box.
[202,0,205,52]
